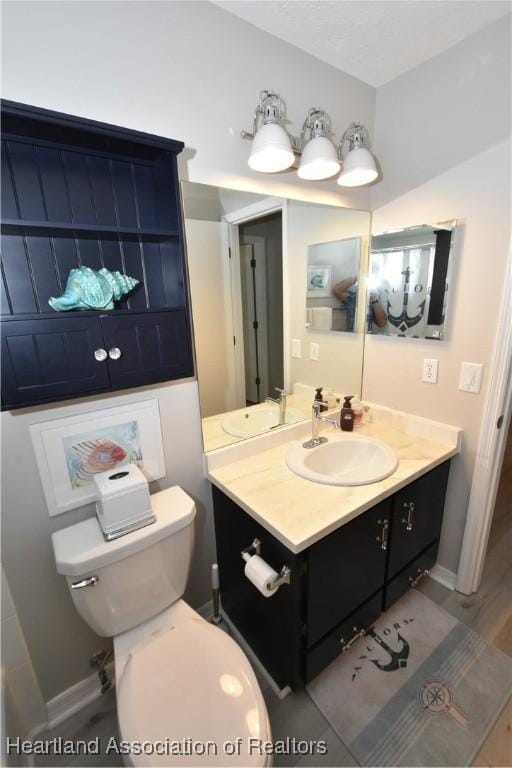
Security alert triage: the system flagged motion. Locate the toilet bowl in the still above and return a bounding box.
[52,486,271,766]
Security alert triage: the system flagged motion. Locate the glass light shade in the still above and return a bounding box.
[297,136,341,180]
[337,146,378,187]
[248,123,295,173]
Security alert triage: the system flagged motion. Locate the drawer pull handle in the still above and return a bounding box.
[340,626,366,652]
[409,568,429,588]
[402,501,415,531]
[94,348,107,362]
[108,347,122,360]
[376,519,389,550]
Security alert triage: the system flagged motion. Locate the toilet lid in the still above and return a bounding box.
[117,617,271,766]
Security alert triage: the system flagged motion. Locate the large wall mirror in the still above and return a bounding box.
[368,222,456,340]
[182,182,371,452]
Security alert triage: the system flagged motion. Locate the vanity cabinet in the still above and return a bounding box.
[1,100,194,410]
[212,460,451,689]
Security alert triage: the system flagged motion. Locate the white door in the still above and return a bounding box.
[185,219,236,417]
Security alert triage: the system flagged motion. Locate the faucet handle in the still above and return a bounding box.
[312,401,322,416]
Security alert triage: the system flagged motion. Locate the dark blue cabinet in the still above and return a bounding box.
[1,316,110,407]
[1,100,194,410]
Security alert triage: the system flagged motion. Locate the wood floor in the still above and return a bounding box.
[32,432,511,768]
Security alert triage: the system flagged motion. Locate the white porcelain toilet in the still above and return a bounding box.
[52,486,272,766]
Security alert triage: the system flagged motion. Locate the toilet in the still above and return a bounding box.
[52,486,272,766]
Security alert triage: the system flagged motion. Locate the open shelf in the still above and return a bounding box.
[1,219,179,241]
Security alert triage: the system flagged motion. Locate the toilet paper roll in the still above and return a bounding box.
[244,554,278,598]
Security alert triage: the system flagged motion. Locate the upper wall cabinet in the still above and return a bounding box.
[1,101,194,410]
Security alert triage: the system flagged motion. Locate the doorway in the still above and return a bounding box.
[238,212,284,406]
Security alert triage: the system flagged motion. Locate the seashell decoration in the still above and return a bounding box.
[48,266,139,311]
[71,438,127,480]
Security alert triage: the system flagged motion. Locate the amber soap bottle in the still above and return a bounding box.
[340,395,355,431]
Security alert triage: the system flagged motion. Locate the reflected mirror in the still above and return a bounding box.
[368,222,456,339]
[306,237,362,332]
[182,182,371,452]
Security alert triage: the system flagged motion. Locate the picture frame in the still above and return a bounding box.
[307,264,332,297]
[30,400,166,517]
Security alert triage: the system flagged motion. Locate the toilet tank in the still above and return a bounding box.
[52,486,196,637]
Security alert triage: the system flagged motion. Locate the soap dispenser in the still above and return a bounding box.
[340,395,355,432]
[315,387,328,413]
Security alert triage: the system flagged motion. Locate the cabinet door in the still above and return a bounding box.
[212,486,303,690]
[1,317,110,409]
[307,499,391,647]
[101,310,193,391]
[387,461,450,580]
[384,542,439,611]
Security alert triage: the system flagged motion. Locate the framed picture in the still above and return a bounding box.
[30,400,165,517]
[307,264,332,297]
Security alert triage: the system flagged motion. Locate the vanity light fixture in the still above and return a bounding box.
[297,109,341,181]
[241,93,380,187]
[337,122,378,187]
[245,90,295,173]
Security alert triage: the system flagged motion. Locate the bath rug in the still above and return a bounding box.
[306,589,512,766]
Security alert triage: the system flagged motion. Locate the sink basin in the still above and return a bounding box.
[222,407,304,438]
[286,433,398,486]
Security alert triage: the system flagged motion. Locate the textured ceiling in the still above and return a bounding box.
[212,1,511,87]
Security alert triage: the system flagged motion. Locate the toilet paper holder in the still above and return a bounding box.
[241,538,291,591]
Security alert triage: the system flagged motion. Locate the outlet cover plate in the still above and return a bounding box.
[422,358,438,384]
[291,339,302,359]
[310,342,319,361]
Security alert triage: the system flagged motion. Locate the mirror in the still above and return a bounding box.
[182,182,371,452]
[306,237,362,332]
[368,222,456,339]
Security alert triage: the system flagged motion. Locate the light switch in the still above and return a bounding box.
[459,362,484,394]
[310,342,319,361]
[291,339,302,359]
[422,358,438,384]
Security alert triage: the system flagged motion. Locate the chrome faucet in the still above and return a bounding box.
[265,387,287,426]
[303,400,339,449]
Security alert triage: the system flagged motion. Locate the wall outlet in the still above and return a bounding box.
[422,358,438,384]
[310,342,319,361]
[458,362,484,393]
[291,339,302,359]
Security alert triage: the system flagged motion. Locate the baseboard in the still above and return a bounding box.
[429,563,457,591]
[46,662,115,730]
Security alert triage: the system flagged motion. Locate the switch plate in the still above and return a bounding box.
[459,362,484,393]
[291,339,302,359]
[422,358,438,384]
[310,342,319,361]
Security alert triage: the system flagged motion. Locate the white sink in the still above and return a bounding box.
[222,407,305,438]
[286,433,398,486]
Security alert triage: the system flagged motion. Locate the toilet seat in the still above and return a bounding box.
[115,602,272,766]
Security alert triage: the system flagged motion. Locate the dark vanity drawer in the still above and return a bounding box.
[305,591,382,683]
[383,541,439,611]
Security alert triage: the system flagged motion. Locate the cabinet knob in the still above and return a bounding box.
[108,347,122,360]
[94,348,107,362]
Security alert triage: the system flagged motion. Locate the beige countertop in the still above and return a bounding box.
[206,417,460,554]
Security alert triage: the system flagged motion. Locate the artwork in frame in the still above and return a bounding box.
[307,264,332,298]
[30,400,165,517]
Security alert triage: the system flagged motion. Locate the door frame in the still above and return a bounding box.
[456,244,512,594]
[222,197,288,408]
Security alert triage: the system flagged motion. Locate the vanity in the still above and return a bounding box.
[206,411,460,690]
